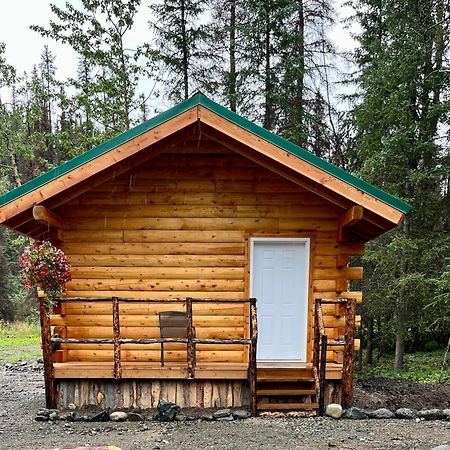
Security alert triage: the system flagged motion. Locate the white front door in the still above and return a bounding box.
[250,238,310,362]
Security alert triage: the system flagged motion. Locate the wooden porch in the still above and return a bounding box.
[42,296,355,415]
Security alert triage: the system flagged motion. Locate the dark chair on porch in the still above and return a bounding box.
[158,311,196,367]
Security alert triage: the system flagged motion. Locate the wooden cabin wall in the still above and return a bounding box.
[50,149,362,366]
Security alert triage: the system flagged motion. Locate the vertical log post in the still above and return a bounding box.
[112,297,122,379]
[248,298,258,416]
[313,299,321,371]
[342,297,356,408]
[186,297,195,379]
[39,297,56,408]
[319,334,327,416]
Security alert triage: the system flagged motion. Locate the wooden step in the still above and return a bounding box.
[257,376,314,382]
[258,402,319,411]
[257,388,316,396]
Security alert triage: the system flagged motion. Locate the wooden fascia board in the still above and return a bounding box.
[0,108,197,224]
[197,105,404,226]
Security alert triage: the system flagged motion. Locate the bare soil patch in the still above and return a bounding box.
[0,364,448,450]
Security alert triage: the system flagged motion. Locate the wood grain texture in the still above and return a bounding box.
[54,151,364,369]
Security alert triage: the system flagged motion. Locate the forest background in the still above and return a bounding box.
[0,0,449,371]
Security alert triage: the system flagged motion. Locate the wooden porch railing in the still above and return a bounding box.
[313,297,356,415]
[41,296,258,415]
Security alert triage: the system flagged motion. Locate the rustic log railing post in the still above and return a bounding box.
[319,333,327,416]
[40,297,56,408]
[342,298,356,408]
[112,297,122,379]
[186,297,195,379]
[248,297,258,416]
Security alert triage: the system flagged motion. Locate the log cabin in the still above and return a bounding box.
[0,93,411,415]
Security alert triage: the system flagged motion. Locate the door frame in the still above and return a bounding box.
[249,236,311,362]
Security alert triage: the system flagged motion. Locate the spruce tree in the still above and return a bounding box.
[351,0,450,368]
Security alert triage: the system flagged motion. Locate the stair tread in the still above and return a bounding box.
[258,402,319,411]
[257,389,316,396]
[258,377,315,382]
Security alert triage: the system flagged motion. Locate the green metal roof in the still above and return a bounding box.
[0,92,411,215]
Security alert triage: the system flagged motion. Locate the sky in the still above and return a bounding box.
[0,0,359,108]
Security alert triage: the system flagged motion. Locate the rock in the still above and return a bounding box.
[342,407,368,420]
[431,446,450,450]
[213,408,231,419]
[395,408,416,419]
[217,415,234,421]
[0,410,7,417]
[4,363,13,369]
[175,415,187,422]
[68,412,81,422]
[90,410,110,422]
[186,414,200,421]
[37,408,50,417]
[325,404,343,419]
[233,410,251,420]
[443,409,450,420]
[154,399,180,422]
[201,414,215,421]
[110,411,128,421]
[35,415,48,422]
[368,408,395,419]
[417,409,445,420]
[128,412,144,422]
[68,403,77,410]
[48,411,59,421]
[19,360,27,366]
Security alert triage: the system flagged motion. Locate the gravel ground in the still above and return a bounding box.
[0,364,449,450]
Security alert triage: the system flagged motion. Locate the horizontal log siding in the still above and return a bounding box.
[52,151,361,367]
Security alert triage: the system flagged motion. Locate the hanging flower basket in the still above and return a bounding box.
[19,240,71,308]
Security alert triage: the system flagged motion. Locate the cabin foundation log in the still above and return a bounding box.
[56,379,250,409]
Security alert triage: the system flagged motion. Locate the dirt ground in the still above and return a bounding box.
[0,364,449,450]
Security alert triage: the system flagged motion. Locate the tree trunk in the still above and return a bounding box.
[181,0,189,100]
[228,0,237,112]
[365,317,373,365]
[263,5,273,130]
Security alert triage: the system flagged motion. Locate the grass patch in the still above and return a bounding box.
[357,350,450,384]
[0,321,41,363]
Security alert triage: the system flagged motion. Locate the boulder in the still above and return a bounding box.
[201,413,215,421]
[110,411,128,421]
[128,412,144,422]
[443,409,450,420]
[417,409,445,420]
[175,415,187,422]
[68,403,77,410]
[368,408,395,419]
[153,399,180,422]
[217,415,234,421]
[48,411,59,421]
[233,410,251,420]
[37,408,50,418]
[342,407,368,420]
[90,410,110,422]
[325,404,343,419]
[395,408,416,419]
[213,408,232,419]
